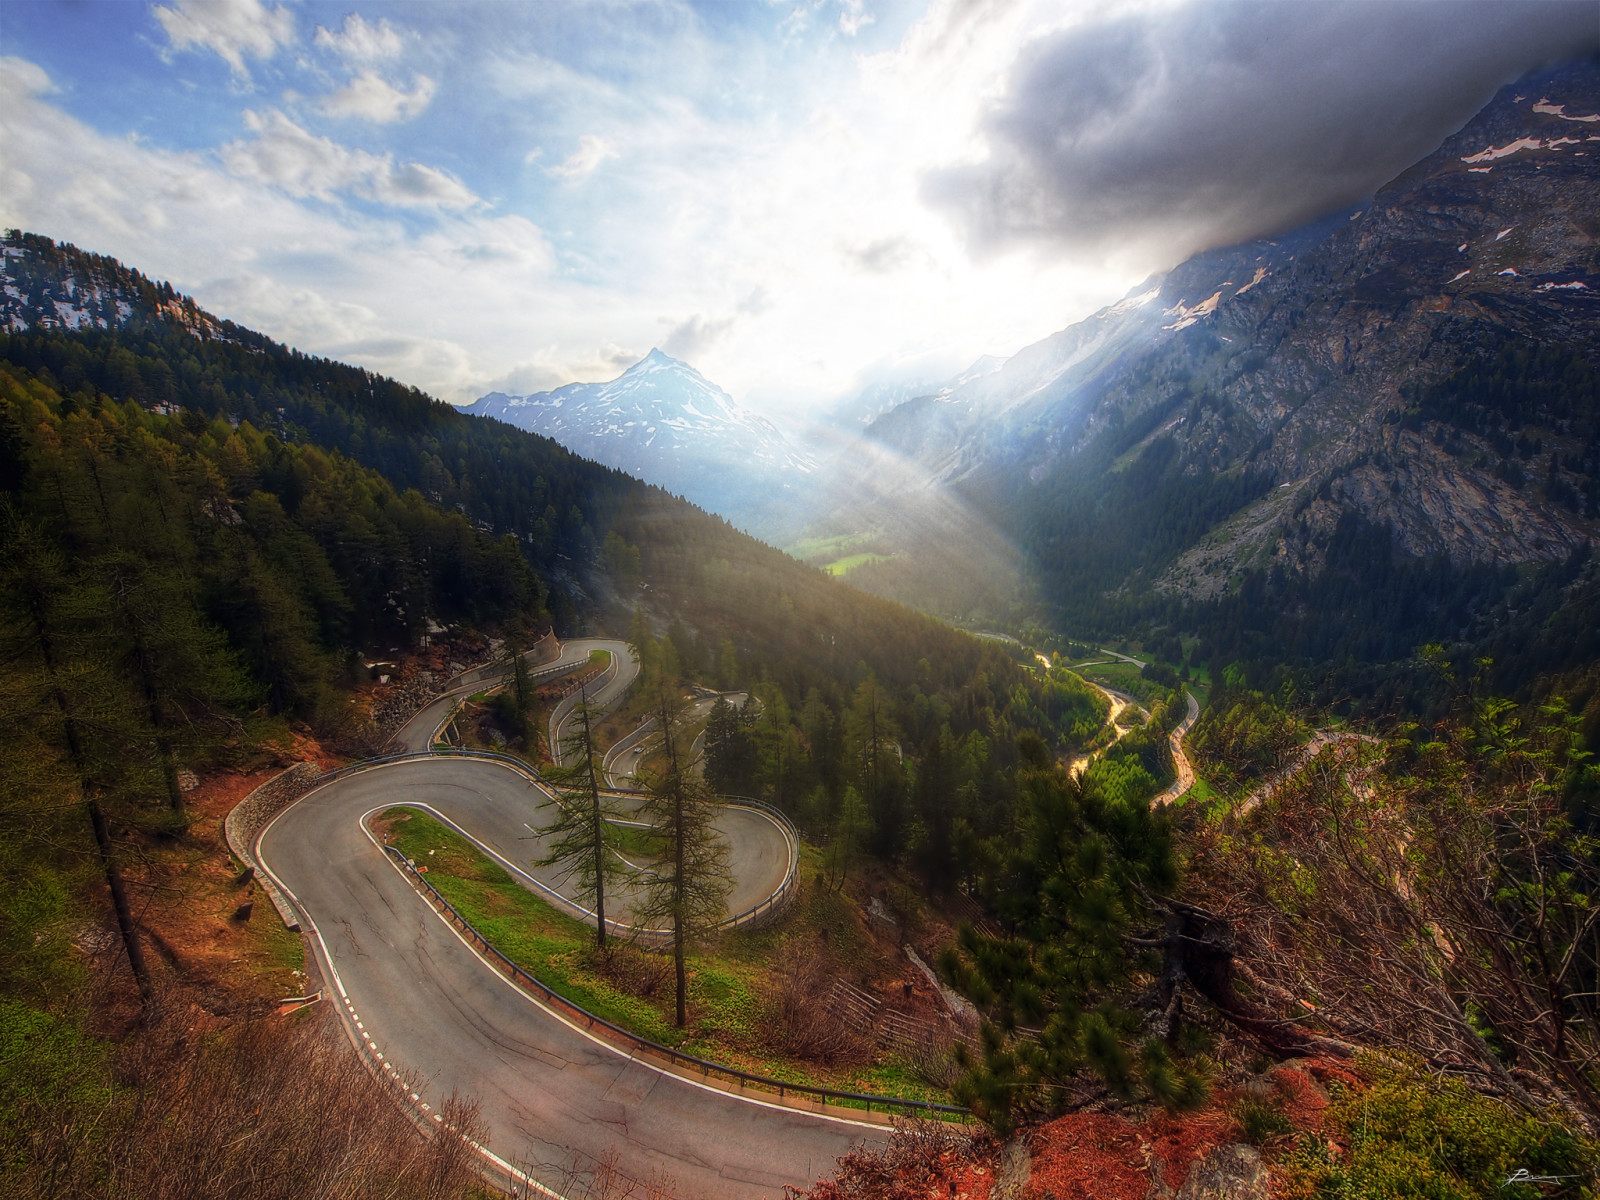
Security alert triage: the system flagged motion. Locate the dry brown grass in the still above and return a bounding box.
[11,986,485,1200]
[765,939,871,1066]
[586,943,673,1001]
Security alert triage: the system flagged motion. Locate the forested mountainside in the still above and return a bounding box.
[831,59,1600,715]
[1,227,1135,899]
[0,230,1030,716]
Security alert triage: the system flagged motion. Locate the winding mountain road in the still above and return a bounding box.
[396,638,634,755]
[259,645,863,1198]
[548,641,641,764]
[1153,690,1202,806]
[259,756,863,1198]
[601,692,750,788]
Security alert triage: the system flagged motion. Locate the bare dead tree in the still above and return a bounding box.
[1185,723,1600,1129]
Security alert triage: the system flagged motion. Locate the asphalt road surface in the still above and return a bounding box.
[549,641,641,765]
[396,638,632,755]
[259,757,868,1199]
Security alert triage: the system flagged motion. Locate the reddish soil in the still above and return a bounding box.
[1025,1113,1154,1200]
[87,728,345,1036]
[1270,1065,1331,1133]
[1145,1105,1238,1192]
[1016,1058,1353,1200]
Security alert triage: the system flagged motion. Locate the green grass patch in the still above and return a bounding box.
[1078,661,1143,686]
[379,808,957,1105]
[382,807,678,1039]
[249,904,306,975]
[587,649,612,669]
[1282,1056,1598,1198]
[1171,773,1220,810]
[603,819,662,861]
[823,553,890,577]
[788,531,879,562]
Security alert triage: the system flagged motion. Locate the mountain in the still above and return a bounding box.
[2,231,227,340]
[857,210,1347,483]
[466,350,815,538]
[815,58,1600,703]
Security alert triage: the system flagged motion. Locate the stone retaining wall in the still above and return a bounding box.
[224,761,322,931]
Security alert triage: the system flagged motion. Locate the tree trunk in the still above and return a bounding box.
[582,706,607,950]
[1156,900,1353,1060]
[26,581,154,1008]
[673,783,688,1028]
[88,798,153,1003]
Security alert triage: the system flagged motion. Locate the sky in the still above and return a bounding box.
[1,0,1596,416]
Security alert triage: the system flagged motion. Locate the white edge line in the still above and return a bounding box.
[360,813,886,1133]
[257,786,570,1199]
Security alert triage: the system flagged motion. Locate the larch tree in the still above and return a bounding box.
[635,686,733,1027]
[537,699,626,949]
[1,508,159,1006]
[822,785,870,892]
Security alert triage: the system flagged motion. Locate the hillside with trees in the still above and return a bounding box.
[6,228,1600,1198]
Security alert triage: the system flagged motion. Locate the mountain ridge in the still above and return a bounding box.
[828,59,1600,633]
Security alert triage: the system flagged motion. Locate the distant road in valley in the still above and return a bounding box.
[1153,690,1202,806]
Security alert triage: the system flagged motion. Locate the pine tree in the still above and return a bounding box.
[703,695,758,796]
[942,735,1205,1132]
[635,686,733,1027]
[98,549,254,811]
[822,786,871,892]
[1,507,159,1005]
[537,700,626,948]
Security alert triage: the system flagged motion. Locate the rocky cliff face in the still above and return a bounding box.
[854,60,1600,612]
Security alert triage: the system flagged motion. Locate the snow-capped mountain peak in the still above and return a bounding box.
[465,351,815,537]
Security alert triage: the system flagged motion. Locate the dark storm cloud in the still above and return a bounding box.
[926,0,1599,260]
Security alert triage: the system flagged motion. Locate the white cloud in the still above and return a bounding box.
[152,0,295,79]
[0,58,578,405]
[23,0,1585,424]
[222,109,478,208]
[662,312,737,361]
[313,14,407,64]
[838,1,875,37]
[0,55,53,100]
[548,134,620,180]
[320,71,436,123]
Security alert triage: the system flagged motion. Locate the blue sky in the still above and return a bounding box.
[2,1,1595,414]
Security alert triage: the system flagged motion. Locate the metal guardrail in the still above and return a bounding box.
[714,795,800,932]
[383,843,968,1122]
